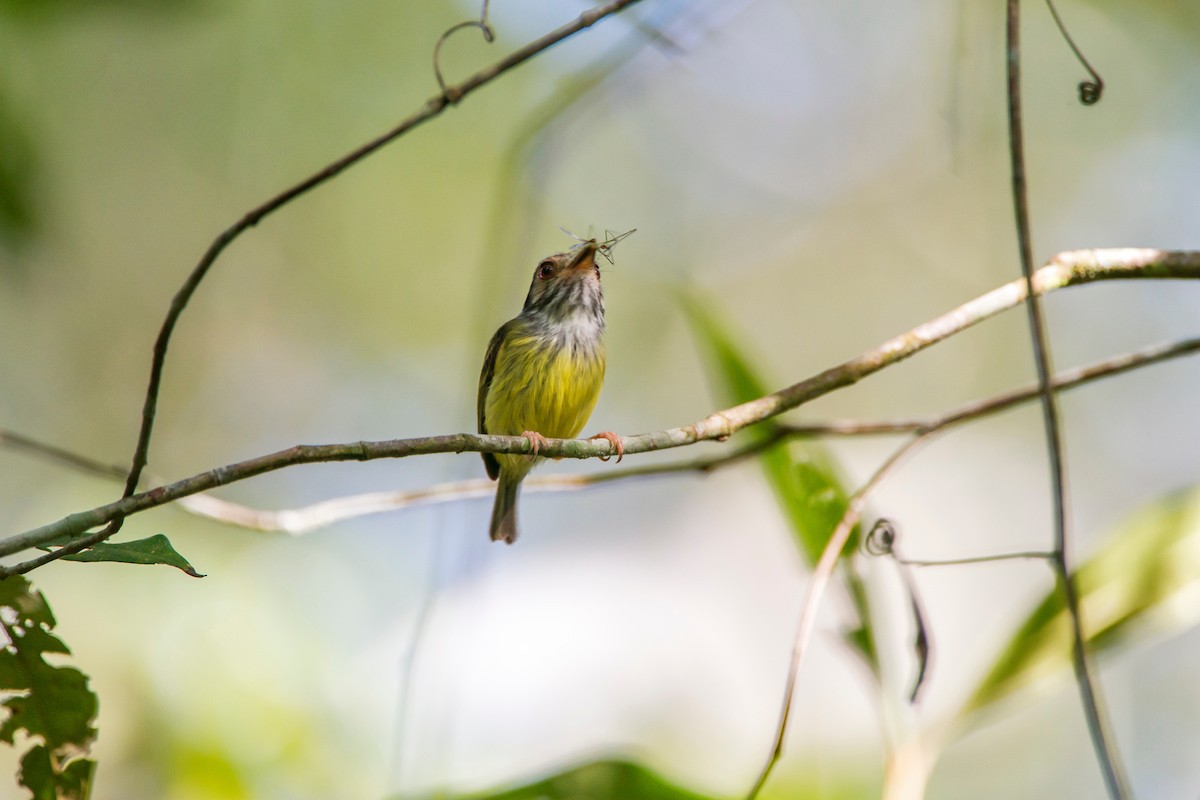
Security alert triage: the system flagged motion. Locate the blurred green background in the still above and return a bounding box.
[1,0,1199,798]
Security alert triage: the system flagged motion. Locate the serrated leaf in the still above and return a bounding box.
[965,486,1200,716]
[2,666,96,747]
[56,757,94,800]
[681,294,878,675]
[18,744,54,800]
[17,743,91,800]
[0,576,98,800]
[0,578,56,630]
[41,533,204,578]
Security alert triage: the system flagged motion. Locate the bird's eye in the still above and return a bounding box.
[537,262,554,279]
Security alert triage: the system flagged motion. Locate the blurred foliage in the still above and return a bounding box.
[454,759,717,800]
[966,485,1200,716]
[0,93,37,253]
[39,533,204,577]
[444,756,877,800]
[0,0,202,255]
[0,576,96,800]
[680,295,879,675]
[0,0,197,18]
[163,743,253,800]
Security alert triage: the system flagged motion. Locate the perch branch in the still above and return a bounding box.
[7,335,1195,533]
[1,249,1197,576]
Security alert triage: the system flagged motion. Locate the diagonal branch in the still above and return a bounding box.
[9,335,1195,534]
[2,249,1197,575]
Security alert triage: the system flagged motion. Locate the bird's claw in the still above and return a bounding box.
[520,430,550,458]
[588,431,624,463]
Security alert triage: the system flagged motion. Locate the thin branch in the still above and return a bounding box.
[0,431,128,482]
[9,335,1195,534]
[3,250,1197,575]
[785,334,1200,437]
[91,0,649,568]
[1006,3,1130,797]
[746,435,927,799]
[901,551,1052,567]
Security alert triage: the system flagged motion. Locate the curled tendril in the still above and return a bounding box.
[1045,0,1104,106]
[433,0,495,102]
[863,517,898,557]
[1077,80,1102,106]
[861,517,930,703]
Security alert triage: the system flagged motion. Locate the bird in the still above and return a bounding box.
[477,239,623,544]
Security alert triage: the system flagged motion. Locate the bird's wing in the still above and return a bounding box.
[477,321,509,481]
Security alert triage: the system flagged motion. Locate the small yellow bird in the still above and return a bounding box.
[477,239,622,544]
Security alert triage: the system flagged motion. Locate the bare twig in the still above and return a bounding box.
[745,436,927,799]
[9,335,1196,533]
[902,550,1052,567]
[70,0,648,570]
[3,251,1197,574]
[0,431,128,482]
[1006,3,1130,797]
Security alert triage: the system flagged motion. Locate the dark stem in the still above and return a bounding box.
[1043,0,1103,105]
[1005,2,1130,797]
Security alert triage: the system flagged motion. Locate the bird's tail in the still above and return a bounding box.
[489,473,521,544]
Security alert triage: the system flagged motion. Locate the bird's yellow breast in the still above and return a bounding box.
[484,331,606,448]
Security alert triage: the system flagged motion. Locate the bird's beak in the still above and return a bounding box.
[568,240,598,271]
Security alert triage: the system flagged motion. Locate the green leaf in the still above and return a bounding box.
[0,0,199,19]
[0,91,38,252]
[680,295,861,563]
[965,486,1200,716]
[459,759,717,800]
[40,533,204,578]
[17,745,54,800]
[17,744,93,800]
[681,295,878,674]
[0,576,97,800]
[57,757,95,800]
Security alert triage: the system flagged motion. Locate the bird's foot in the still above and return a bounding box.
[587,431,624,463]
[519,430,551,458]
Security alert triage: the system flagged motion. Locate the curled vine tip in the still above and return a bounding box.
[1078,79,1103,106]
[863,518,897,557]
[1045,0,1104,106]
[433,0,496,100]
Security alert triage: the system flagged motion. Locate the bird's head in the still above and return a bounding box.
[521,240,603,323]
